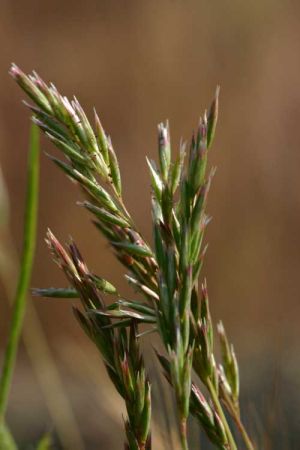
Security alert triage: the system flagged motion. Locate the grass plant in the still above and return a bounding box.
[10,64,255,450]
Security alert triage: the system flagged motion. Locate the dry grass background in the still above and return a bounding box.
[0,0,300,448]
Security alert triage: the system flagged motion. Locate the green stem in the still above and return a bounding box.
[179,419,189,450]
[0,124,39,420]
[234,415,254,450]
[206,378,237,450]
[223,398,255,450]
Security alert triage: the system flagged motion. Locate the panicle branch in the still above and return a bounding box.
[45,230,151,450]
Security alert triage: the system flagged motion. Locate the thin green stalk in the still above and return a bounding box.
[223,397,255,450]
[233,414,254,450]
[179,419,189,450]
[206,378,237,450]
[0,124,39,420]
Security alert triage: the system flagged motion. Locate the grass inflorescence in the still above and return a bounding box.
[10,64,254,450]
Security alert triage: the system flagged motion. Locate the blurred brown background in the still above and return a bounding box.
[0,0,299,448]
